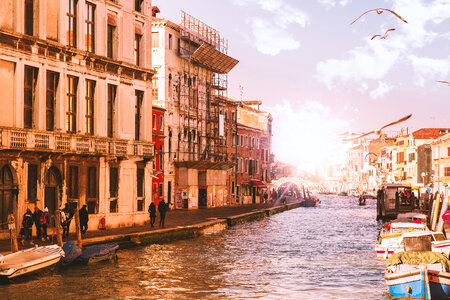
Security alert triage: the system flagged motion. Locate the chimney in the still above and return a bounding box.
[152,6,160,17]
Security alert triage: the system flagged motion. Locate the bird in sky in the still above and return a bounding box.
[351,8,408,25]
[371,28,396,40]
[437,80,450,86]
[343,114,412,142]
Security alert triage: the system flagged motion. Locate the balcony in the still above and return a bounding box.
[0,128,154,158]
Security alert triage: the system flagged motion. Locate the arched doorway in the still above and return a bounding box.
[45,167,61,215]
[0,165,16,229]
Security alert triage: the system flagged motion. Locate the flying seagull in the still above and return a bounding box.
[351,8,408,25]
[437,81,450,86]
[371,28,396,40]
[343,114,412,142]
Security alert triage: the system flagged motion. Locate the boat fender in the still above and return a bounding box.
[406,285,412,295]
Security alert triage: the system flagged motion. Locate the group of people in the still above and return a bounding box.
[19,203,89,245]
[148,200,167,228]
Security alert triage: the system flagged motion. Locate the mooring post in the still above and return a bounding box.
[75,204,82,248]
[55,210,63,247]
[8,214,18,252]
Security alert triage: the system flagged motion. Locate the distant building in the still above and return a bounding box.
[0,0,155,234]
[432,133,450,194]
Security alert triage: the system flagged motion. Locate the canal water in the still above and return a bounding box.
[1,195,389,299]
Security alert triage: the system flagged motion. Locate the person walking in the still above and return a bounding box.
[33,207,43,241]
[61,203,72,239]
[148,202,156,227]
[158,200,167,228]
[40,207,50,241]
[79,205,89,235]
[21,209,34,246]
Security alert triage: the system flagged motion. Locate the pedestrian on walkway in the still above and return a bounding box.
[33,207,43,240]
[158,200,167,228]
[61,203,73,238]
[21,209,33,246]
[148,202,156,227]
[40,207,50,241]
[79,205,89,235]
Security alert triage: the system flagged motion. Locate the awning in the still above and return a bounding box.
[191,43,239,74]
[174,160,234,170]
[250,179,267,188]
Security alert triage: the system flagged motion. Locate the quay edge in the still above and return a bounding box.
[82,203,301,248]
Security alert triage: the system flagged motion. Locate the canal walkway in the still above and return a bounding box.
[0,201,298,253]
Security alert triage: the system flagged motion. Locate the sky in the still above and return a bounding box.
[153,0,450,174]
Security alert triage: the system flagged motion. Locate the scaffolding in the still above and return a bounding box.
[174,11,239,164]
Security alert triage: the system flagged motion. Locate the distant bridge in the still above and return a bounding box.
[271,177,330,193]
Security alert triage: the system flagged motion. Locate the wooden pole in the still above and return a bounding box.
[8,214,18,252]
[432,193,442,231]
[55,210,63,247]
[75,205,82,248]
[437,196,449,233]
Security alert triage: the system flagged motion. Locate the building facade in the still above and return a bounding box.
[0,0,155,235]
[152,11,239,209]
[152,105,165,205]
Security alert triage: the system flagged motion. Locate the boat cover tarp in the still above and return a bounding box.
[61,241,82,265]
[387,251,450,272]
[80,243,119,260]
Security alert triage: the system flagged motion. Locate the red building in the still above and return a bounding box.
[152,105,165,205]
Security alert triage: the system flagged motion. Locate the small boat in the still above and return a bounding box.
[299,197,320,207]
[61,241,82,266]
[358,197,366,206]
[338,192,348,196]
[0,245,64,279]
[375,220,429,258]
[385,251,450,299]
[78,243,119,264]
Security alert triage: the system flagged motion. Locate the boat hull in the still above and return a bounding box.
[6,256,61,279]
[386,269,450,299]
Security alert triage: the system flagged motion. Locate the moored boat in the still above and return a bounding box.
[61,241,82,266]
[385,251,450,299]
[78,243,119,264]
[0,245,64,279]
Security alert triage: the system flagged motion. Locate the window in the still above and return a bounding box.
[445,167,450,177]
[68,166,79,199]
[153,114,156,130]
[85,2,95,52]
[159,145,163,171]
[135,0,143,12]
[46,71,59,131]
[107,84,116,138]
[135,91,143,140]
[85,80,95,135]
[27,164,38,202]
[67,0,77,47]
[137,167,144,211]
[109,167,118,198]
[159,116,163,131]
[397,152,405,163]
[152,78,158,99]
[24,66,38,129]
[66,76,78,133]
[25,0,34,36]
[107,25,116,59]
[177,38,181,54]
[87,166,98,214]
[408,153,415,163]
[134,34,141,65]
[152,32,159,48]
[159,183,163,197]
[168,33,172,49]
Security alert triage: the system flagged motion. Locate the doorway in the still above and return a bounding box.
[0,165,16,230]
[252,187,257,204]
[199,189,207,208]
[45,167,61,215]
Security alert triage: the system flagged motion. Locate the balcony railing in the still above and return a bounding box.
[0,128,154,158]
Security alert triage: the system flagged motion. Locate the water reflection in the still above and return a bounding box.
[1,195,389,299]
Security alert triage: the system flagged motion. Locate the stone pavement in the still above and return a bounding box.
[0,202,280,254]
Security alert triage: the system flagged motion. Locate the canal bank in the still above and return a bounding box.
[82,203,301,248]
[0,202,300,253]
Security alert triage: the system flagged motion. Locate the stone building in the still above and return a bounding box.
[152,104,165,205]
[152,10,238,209]
[236,102,272,204]
[0,0,155,235]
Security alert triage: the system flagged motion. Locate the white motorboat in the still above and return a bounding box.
[0,245,64,279]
